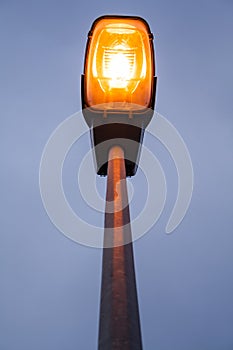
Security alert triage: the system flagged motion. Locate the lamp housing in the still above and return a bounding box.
[82,15,156,176]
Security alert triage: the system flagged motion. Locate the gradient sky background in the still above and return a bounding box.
[1,0,233,349]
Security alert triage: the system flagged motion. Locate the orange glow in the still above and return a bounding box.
[84,17,154,111]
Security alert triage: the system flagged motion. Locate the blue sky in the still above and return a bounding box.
[1,0,233,349]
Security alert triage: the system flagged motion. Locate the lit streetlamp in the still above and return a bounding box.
[82,15,156,349]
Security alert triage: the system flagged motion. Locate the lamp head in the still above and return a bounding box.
[81,16,156,176]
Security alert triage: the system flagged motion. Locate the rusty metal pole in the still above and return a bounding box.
[98,146,143,350]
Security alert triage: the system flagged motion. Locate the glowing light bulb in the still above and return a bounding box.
[109,53,129,86]
[103,44,135,89]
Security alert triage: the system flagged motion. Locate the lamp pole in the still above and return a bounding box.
[98,146,143,350]
[81,15,156,349]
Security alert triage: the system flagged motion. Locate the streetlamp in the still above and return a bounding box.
[82,15,156,349]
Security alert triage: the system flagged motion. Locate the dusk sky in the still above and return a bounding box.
[1,0,233,349]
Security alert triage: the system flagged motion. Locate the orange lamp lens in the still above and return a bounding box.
[84,17,155,111]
